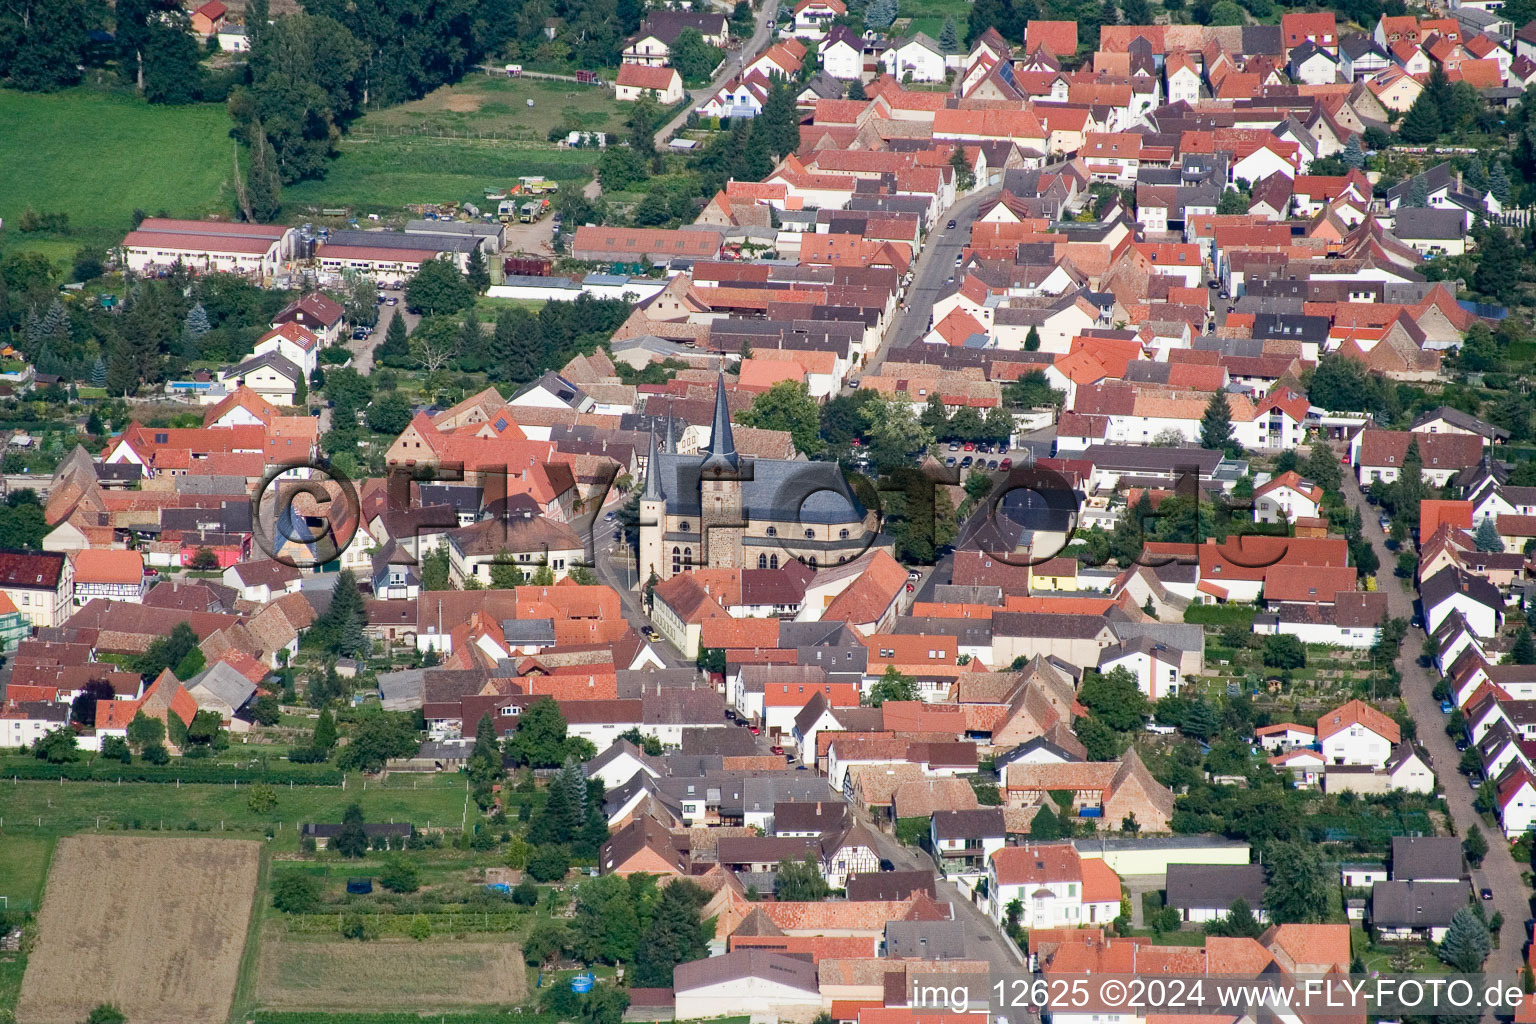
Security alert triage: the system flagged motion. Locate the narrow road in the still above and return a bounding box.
[862,186,1001,380]
[656,0,781,144]
[1338,449,1528,985]
[856,805,1023,969]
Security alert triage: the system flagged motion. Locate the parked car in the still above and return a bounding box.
[644,628,662,642]
[1441,700,1454,714]
[749,725,761,735]
[963,442,975,451]
[949,442,960,451]
[386,296,399,305]
[848,378,860,389]
[987,459,998,469]
[908,570,922,581]
[945,456,956,467]
[1483,888,1495,901]
[947,219,957,229]
[999,458,1012,470]
[770,745,785,755]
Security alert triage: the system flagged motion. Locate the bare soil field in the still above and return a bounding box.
[16,835,260,1024]
[255,933,527,1011]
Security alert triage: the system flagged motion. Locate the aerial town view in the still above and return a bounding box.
[11,0,1536,1022]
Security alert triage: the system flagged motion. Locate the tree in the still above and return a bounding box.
[1200,392,1237,454]
[508,696,576,767]
[313,708,338,749]
[309,570,368,657]
[1340,135,1365,170]
[776,853,831,901]
[1491,160,1513,204]
[1261,633,1306,670]
[1399,95,1443,144]
[1463,824,1489,868]
[1207,898,1263,938]
[465,247,490,292]
[379,856,421,893]
[420,547,451,591]
[376,309,410,365]
[132,621,200,678]
[865,0,898,30]
[671,27,723,81]
[737,380,824,456]
[1441,906,1492,972]
[860,393,935,473]
[1475,225,1522,304]
[1025,326,1041,351]
[1030,803,1064,839]
[83,1005,127,1024]
[333,802,370,858]
[69,679,117,728]
[950,144,975,192]
[334,709,421,772]
[1077,667,1150,731]
[1263,841,1330,923]
[468,712,505,809]
[272,872,322,913]
[0,0,91,92]
[365,391,413,435]
[34,726,78,764]
[866,665,919,706]
[758,77,802,161]
[126,711,165,752]
[1514,629,1536,666]
[405,257,474,316]
[527,844,571,882]
[939,15,959,51]
[634,880,710,987]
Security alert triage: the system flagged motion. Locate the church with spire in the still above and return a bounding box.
[637,375,873,583]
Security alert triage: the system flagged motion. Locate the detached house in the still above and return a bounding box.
[1318,699,1400,768]
[616,64,685,104]
[986,842,1122,928]
[1421,565,1503,638]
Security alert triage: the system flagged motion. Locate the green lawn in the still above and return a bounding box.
[0,86,232,256]
[894,0,968,39]
[0,833,54,911]
[0,772,472,853]
[1183,603,1260,627]
[362,74,623,142]
[283,139,597,216]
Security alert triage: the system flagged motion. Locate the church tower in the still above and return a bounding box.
[638,425,665,587]
[698,374,745,570]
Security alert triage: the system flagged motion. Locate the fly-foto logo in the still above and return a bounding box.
[247,457,1292,574]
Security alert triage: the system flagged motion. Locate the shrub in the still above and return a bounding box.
[272,872,323,914]
[526,845,571,882]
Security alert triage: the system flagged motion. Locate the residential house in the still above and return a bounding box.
[616,65,686,104]
[1318,699,1401,767]
[1165,863,1268,923]
[986,842,1123,927]
[71,549,146,606]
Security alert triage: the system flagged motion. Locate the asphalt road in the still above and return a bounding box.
[1337,447,1528,988]
[867,186,1002,374]
[656,0,782,145]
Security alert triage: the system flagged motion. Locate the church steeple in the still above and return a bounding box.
[642,424,665,501]
[700,373,738,474]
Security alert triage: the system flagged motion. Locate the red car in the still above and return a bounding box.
[749,725,761,735]
[142,567,159,577]
[999,458,1012,470]
[771,745,785,755]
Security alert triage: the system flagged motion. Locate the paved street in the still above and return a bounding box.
[867,186,1001,375]
[656,0,781,145]
[1337,448,1528,984]
[855,805,1023,970]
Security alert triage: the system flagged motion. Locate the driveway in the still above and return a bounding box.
[1336,446,1528,983]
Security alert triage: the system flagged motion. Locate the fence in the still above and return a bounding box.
[1492,207,1533,227]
